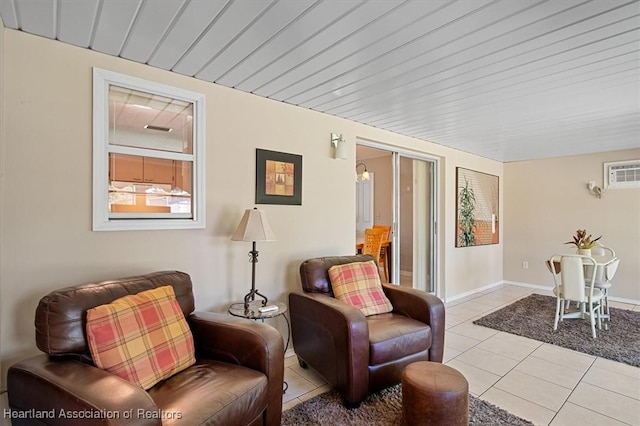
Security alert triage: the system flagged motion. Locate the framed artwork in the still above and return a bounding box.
[456,167,499,247]
[255,149,302,205]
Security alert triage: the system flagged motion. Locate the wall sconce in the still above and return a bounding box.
[587,181,604,199]
[356,162,370,181]
[331,133,347,160]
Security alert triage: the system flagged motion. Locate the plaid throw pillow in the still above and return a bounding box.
[86,285,195,390]
[328,260,393,316]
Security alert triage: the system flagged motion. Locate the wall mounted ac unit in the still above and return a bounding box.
[604,160,640,189]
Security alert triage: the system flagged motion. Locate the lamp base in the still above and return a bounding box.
[244,288,268,311]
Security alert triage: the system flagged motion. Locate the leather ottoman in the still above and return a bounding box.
[402,361,469,425]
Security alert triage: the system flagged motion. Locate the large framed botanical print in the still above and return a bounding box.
[456,167,499,247]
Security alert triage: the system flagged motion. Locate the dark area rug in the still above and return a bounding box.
[473,293,640,367]
[281,384,533,425]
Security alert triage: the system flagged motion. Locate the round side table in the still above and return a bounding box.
[228,300,290,394]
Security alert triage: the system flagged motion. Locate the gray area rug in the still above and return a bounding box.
[281,384,533,425]
[473,293,640,367]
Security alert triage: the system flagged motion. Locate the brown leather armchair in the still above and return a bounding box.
[289,255,445,406]
[8,271,284,426]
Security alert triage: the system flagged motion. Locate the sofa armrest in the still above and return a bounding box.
[8,355,160,426]
[188,311,284,426]
[288,291,369,404]
[382,284,445,362]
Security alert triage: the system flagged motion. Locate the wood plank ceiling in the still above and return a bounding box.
[1,0,638,162]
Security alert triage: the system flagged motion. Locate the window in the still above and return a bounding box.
[93,69,205,231]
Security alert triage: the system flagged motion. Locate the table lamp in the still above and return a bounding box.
[231,207,277,310]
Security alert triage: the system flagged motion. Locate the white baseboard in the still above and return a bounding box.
[607,295,640,305]
[503,280,640,305]
[285,348,296,359]
[445,281,504,303]
[502,280,553,291]
[446,280,640,306]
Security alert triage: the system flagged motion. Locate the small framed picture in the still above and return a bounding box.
[255,149,302,205]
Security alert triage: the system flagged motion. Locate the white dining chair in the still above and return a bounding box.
[549,254,604,338]
[592,258,619,325]
[585,244,618,325]
[546,259,567,318]
[591,243,616,257]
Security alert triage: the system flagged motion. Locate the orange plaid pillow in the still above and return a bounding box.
[86,285,195,390]
[328,260,393,316]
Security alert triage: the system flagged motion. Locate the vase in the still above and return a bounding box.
[578,248,592,256]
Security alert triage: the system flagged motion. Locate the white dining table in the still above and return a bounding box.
[553,254,617,275]
[588,255,618,283]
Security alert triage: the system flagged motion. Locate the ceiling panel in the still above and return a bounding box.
[146,0,227,71]
[302,0,549,109]
[0,0,19,30]
[349,41,639,126]
[307,1,634,112]
[14,0,55,39]
[246,0,404,96]
[278,0,513,104]
[58,0,99,47]
[215,0,362,88]
[171,0,272,76]
[259,0,460,100]
[91,0,142,56]
[310,3,637,118]
[0,0,638,162]
[195,0,315,82]
[120,0,185,63]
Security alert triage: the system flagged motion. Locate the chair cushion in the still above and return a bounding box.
[148,361,268,425]
[367,313,432,365]
[86,285,195,390]
[328,260,393,316]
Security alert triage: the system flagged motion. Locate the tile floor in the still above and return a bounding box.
[282,284,640,426]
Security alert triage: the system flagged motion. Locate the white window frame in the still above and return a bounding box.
[92,68,205,231]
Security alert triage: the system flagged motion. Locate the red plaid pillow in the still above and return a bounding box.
[86,285,195,390]
[328,260,393,316]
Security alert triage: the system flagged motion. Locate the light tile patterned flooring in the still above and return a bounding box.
[282,284,640,426]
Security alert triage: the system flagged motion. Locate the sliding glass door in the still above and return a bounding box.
[356,142,438,295]
[395,155,436,293]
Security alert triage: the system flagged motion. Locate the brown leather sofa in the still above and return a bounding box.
[7,271,284,426]
[290,255,445,406]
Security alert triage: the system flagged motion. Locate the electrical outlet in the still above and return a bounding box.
[522,261,529,269]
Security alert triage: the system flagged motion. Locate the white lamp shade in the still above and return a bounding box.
[335,139,347,159]
[231,209,277,242]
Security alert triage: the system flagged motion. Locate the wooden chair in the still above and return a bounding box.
[373,225,391,282]
[362,228,385,266]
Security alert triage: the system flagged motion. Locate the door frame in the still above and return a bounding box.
[356,139,440,297]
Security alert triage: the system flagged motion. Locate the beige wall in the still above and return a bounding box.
[0,16,5,384]
[443,150,505,299]
[0,29,504,387]
[504,149,640,301]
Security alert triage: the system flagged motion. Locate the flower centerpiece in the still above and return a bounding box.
[565,229,601,255]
